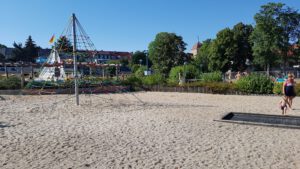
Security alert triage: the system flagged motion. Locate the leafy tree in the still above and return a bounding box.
[24,35,39,62]
[148,32,186,76]
[56,36,73,52]
[250,3,300,72]
[194,39,213,72]
[232,23,253,71]
[131,51,147,65]
[209,28,236,72]
[11,42,24,62]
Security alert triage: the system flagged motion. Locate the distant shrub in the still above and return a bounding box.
[142,73,165,86]
[183,81,236,94]
[168,65,199,84]
[200,71,222,82]
[0,76,21,89]
[273,82,283,95]
[134,66,147,78]
[122,75,142,86]
[236,73,274,94]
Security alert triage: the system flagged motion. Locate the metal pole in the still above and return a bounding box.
[72,13,79,105]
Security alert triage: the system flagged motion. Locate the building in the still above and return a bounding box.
[191,42,202,58]
[0,47,13,60]
[93,50,132,64]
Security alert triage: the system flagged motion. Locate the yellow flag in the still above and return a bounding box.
[49,35,55,44]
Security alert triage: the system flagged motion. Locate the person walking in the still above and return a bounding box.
[282,73,296,109]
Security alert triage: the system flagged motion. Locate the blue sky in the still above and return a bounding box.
[0,0,299,52]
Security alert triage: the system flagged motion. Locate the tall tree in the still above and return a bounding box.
[24,35,39,62]
[251,3,300,72]
[232,23,254,71]
[131,51,147,65]
[11,42,24,62]
[194,39,213,72]
[209,28,236,72]
[148,32,186,76]
[56,36,73,52]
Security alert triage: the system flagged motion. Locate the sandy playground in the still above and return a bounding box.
[1,92,300,169]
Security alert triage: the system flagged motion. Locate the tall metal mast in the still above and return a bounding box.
[72,13,79,105]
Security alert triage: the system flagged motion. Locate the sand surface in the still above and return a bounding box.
[1,92,300,169]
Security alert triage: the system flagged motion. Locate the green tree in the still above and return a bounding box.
[11,42,24,62]
[148,32,186,76]
[250,3,300,72]
[209,28,236,72]
[232,23,253,71]
[56,36,73,52]
[24,35,39,62]
[131,51,147,65]
[194,39,213,72]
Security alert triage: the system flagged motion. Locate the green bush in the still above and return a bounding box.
[122,75,142,86]
[236,73,274,94]
[200,71,222,82]
[273,82,283,95]
[183,81,236,94]
[168,65,199,84]
[142,73,165,86]
[0,76,21,89]
[134,66,147,78]
[295,83,300,96]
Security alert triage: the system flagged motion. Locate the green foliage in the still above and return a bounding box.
[194,39,212,72]
[200,72,222,82]
[181,82,236,94]
[168,65,200,84]
[209,28,235,72]
[273,82,283,94]
[0,76,21,89]
[56,36,73,53]
[235,73,274,94]
[142,73,165,86]
[148,32,187,76]
[250,2,300,71]
[134,66,147,78]
[11,36,39,62]
[11,42,24,62]
[122,75,142,87]
[295,83,300,96]
[231,23,254,71]
[130,64,140,73]
[131,51,147,65]
[24,36,39,62]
